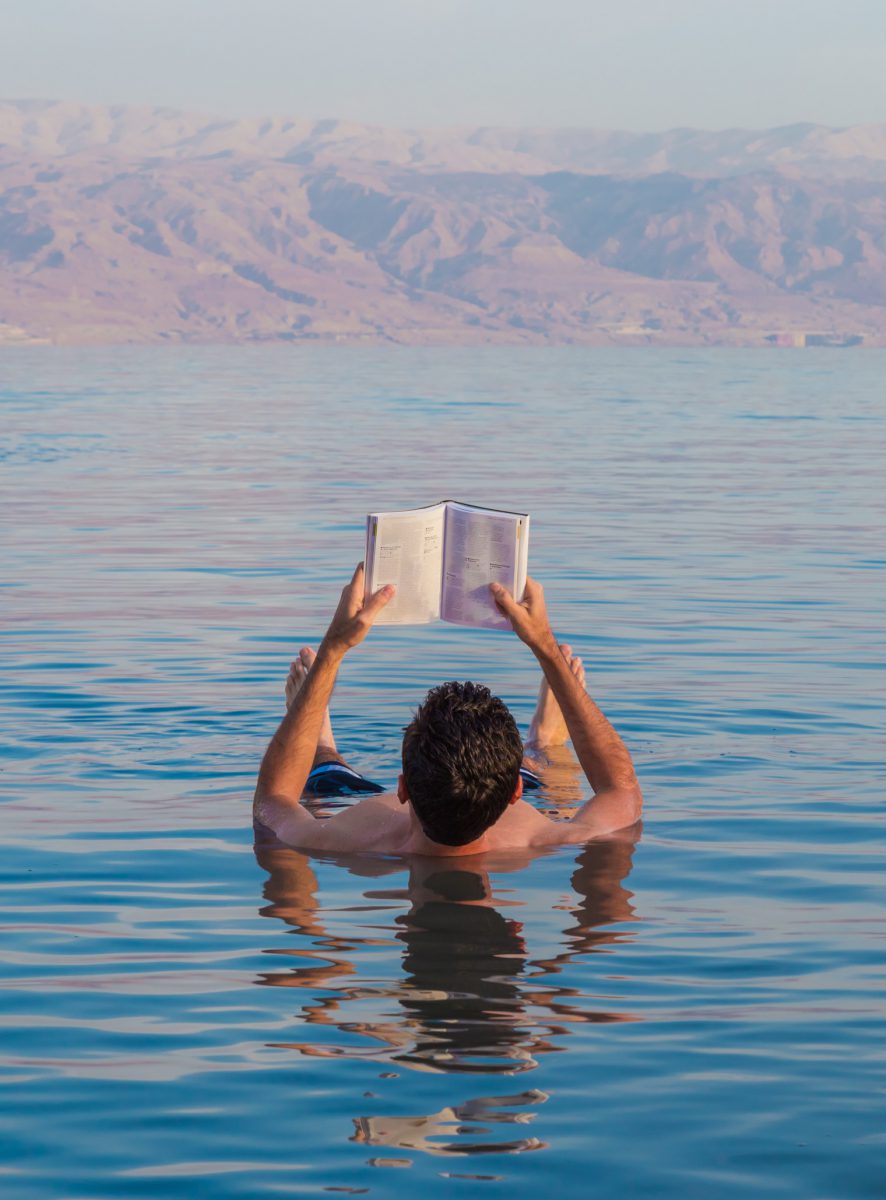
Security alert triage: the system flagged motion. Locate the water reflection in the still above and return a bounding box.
[352,1089,549,1158]
[253,834,639,1157]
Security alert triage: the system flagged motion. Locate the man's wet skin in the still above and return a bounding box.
[526,642,585,750]
[253,565,642,854]
[286,647,338,753]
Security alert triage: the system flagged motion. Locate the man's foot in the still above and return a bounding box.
[285,646,338,752]
[526,643,586,749]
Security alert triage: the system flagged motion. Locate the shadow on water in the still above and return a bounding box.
[252,835,639,1159]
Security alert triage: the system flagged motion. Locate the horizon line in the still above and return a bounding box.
[3,96,885,138]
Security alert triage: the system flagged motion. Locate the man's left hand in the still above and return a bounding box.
[320,563,395,655]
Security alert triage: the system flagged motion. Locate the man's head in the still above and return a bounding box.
[400,681,524,847]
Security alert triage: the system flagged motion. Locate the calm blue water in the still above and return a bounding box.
[1,348,884,1198]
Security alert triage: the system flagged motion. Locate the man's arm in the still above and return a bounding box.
[491,578,642,833]
[253,564,394,834]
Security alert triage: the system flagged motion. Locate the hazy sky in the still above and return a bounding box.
[3,0,885,130]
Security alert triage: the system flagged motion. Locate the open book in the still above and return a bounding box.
[365,501,530,629]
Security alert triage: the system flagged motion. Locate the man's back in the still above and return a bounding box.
[258,790,629,855]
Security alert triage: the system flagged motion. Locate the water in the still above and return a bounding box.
[1,348,884,1198]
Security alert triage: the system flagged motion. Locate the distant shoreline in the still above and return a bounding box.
[2,100,884,350]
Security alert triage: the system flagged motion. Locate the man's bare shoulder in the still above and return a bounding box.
[488,793,641,849]
[257,791,409,853]
[484,799,570,849]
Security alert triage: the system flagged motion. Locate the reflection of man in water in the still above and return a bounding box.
[254,564,641,854]
[254,839,639,1152]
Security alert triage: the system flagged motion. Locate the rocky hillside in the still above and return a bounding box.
[1,100,885,345]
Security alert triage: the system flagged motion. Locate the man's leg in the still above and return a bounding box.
[524,643,585,757]
[286,647,343,768]
[523,644,586,806]
[286,648,384,794]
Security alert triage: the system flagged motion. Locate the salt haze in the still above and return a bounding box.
[2,0,886,129]
[2,2,886,345]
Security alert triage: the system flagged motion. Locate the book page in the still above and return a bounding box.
[365,504,446,624]
[440,503,529,630]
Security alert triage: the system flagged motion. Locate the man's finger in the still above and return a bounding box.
[490,581,521,616]
[522,577,543,603]
[342,562,365,605]
[362,583,395,622]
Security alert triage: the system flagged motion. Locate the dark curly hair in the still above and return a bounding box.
[401,681,524,847]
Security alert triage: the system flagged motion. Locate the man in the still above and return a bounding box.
[253,564,641,854]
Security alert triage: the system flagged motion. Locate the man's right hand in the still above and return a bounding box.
[490,576,558,656]
[494,575,641,819]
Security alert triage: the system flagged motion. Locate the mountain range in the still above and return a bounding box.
[2,99,885,346]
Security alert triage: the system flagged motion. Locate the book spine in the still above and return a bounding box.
[364,515,377,602]
[440,505,449,610]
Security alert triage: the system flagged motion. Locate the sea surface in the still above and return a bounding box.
[1,347,884,1199]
